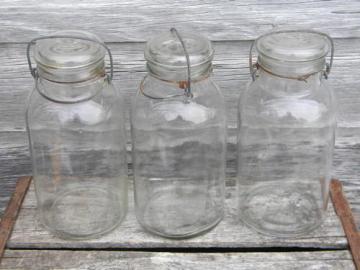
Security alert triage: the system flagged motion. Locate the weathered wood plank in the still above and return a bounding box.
[0,39,359,131]
[0,1,359,251]
[7,181,346,249]
[0,250,355,270]
[0,0,360,42]
[0,133,360,225]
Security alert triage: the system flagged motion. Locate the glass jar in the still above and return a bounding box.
[26,31,128,239]
[237,30,336,237]
[131,29,226,238]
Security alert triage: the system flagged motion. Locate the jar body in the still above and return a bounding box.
[237,71,336,237]
[131,76,226,238]
[26,77,128,239]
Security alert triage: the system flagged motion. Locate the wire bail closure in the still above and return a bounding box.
[249,30,334,82]
[170,28,192,98]
[26,35,114,82]
[140,28,193,100]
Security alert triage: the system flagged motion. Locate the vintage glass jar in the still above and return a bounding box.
[131,29,226,238]
[237,30,336,237]
[26,31,128,239]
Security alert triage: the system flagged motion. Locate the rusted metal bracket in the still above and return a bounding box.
[0,176,32,263]
[330,179,360,270]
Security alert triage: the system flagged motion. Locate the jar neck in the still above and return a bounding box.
[146,61,212,82]
[36,75,107,103]
[37,58,106,83]
[141,73,212,100]
[257,54,326,79]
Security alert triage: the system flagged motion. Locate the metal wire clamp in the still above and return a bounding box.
[140,27,193,100]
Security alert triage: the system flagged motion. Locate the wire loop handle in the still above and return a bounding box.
[249,30,334,81]
[170,28,192,98]
[26,35,114,81]
[140,28,193,100]
[140,74,185,100]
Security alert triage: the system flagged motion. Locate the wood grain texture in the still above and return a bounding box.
[0,39,360,129]
[0,0,359,250]
[0,0,360,43]
[0,250,356,270]
[0,1,359,268]
[0,140,359,218]
[7,182,346,249]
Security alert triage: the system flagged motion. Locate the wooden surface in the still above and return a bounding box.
[0,0,360,268]
[0,250,356,270]
[0,0,360,42]
[7,182,347,249]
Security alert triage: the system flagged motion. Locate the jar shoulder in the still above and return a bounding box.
[239,79,336,126]
[132,77,226,129]
[27,83,124,128]
[134,76,224,105]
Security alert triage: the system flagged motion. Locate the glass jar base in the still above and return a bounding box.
[136,184,223,239]
[139,216,223,239]
[41,216,123,241]
[39,187,126,240]
[239,182,325,237]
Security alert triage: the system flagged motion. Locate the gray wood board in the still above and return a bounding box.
[0,136,360,219]
[0,0,360,42]
[0,250,355,270]
[7,182,346,249]
[0,39,359,130]
[0,1,358,268]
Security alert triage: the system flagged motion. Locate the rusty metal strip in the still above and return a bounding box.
[330,179,360,270]
[0,176,32,263]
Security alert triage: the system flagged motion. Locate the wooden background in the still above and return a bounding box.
[0,0,360,230]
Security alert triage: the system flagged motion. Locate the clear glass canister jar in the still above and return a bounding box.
[237,30,336,237]
[26,31,128,239]
[131,29,226,238]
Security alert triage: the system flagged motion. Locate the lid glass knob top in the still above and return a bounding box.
[144,28,214,82]
[250,29,334,80]
[27,30,113,83]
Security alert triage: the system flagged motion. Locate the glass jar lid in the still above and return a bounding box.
[144,30,214,81]
[34,30,106,83]
[255,30,331,77]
